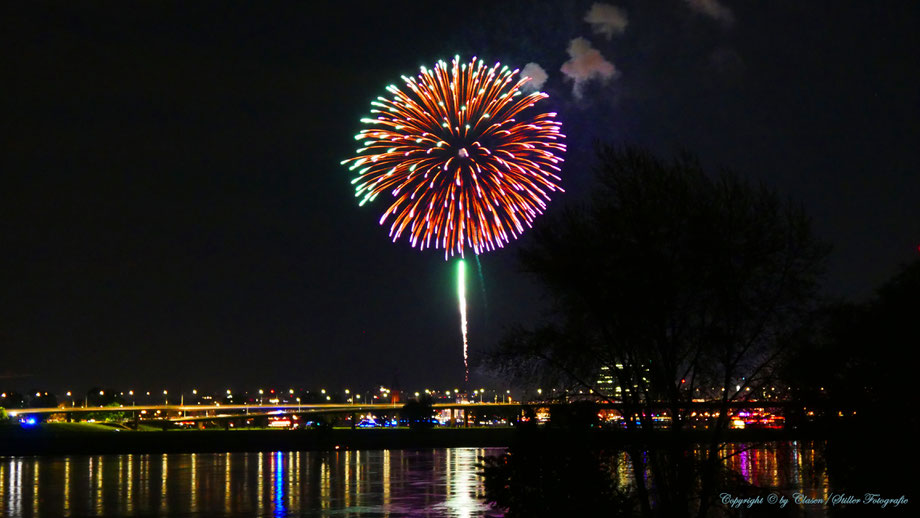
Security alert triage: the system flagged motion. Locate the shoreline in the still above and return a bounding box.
[0,427,829,456]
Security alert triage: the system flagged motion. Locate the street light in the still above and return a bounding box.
[259,389,264,405]
[163,390,168,405]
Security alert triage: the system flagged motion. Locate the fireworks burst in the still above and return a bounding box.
[343,56,566,258]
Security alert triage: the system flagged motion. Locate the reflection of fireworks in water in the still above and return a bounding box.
[344,56,565,382]
[457,260,469,381]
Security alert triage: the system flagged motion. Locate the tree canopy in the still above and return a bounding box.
[484,146,830,518]
[490,146,829,409]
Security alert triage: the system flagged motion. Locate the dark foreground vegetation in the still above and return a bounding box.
[0,422,842,457]
[478,146,918,517]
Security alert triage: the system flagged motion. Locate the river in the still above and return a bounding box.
[0,442,830,517]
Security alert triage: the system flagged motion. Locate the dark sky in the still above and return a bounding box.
[2,1,917,394]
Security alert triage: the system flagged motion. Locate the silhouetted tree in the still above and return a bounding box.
[781,258,919,415]
[481,446,634,517]
[548,400,599,429]
[486,146,829,517]
[781,258,920,500]
[83,402,131,422]
[86,387,124,407]
[1,391,26,409]
[28,391,57,408]
[401,396,436,430]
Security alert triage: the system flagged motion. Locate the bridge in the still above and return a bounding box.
[5,402,521,418]
[5,399,813,419]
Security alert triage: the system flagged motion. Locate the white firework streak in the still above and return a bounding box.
[457,259,469,382]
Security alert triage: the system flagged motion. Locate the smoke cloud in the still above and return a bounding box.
[685,0,734,25]
[584,3,628,39]
[560,37,617,99]
[520,62,548,92]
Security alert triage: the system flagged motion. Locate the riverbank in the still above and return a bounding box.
[0,425,833,456]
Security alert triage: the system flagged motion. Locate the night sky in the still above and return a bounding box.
[2,1,917,393]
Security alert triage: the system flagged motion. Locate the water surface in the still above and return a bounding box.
[0,442,830,517]
[0,448,503,517]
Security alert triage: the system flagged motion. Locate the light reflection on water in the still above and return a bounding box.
[0,443,829,517]
[0,448,503,517]
[721,441,829,499]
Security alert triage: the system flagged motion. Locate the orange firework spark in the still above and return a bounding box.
[343,56,566,258]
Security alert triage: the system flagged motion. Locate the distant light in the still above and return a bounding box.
[99,391,104,396]
[35,392,40,397]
